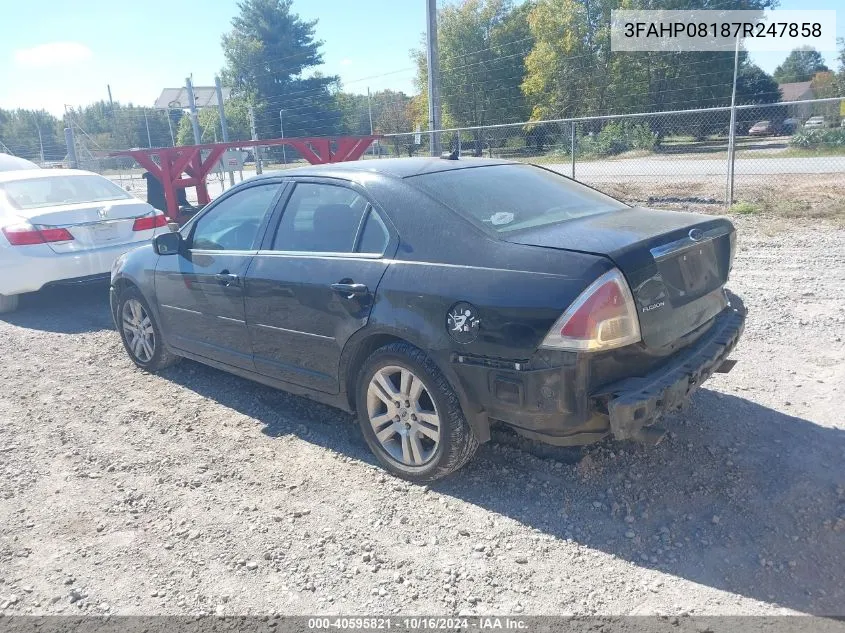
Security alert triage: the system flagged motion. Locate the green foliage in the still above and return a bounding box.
[730,201,761,215]
[175,97,251,146]
[789,128,845,149]
[0,109,64,161]
[773,47,830,84]
[521,0,776,121]
[334,90,411,136]
[737,63,782,103]
[838,38,845,95]
[581,121,657,157]
[411,0,532,130]
[221,0,340,138]
[1,103,182,164]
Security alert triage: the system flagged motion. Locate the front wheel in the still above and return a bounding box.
[0,294,19,314]
[117,287,180,372]
[356,342,478,482]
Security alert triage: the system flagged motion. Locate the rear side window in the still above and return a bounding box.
[272,183,368,253]
[357,209,389,254]
[0,175,132,210]
[407,164,627,234]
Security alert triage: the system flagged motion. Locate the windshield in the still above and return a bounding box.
[0,174,133,210]
[407,163,627,234]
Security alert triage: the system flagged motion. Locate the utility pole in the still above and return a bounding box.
[165,110,176,147]
[215,76,235,186]
[725,35,741,208]
[426,0,442,156]
[249,105,262,175]
[185,76,202,145]
[107,84,118,150]
[143,109,152,148]
[64,127,78,169]
[33,119,45,164]
[367,87,376,157]
[279,109,287,165]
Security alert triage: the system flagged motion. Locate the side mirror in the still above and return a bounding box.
[154,231,182,256]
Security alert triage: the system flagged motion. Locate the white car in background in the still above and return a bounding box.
[803,116,827,129]
[0,169,167,313]
[0,153,39,171]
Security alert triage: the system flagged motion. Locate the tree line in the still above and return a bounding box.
[2,0,844,163]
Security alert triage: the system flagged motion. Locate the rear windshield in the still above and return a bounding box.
[0,174,132,210]
[407,163,627,233]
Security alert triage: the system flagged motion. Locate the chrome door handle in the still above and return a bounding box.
[330,282,368,298]
[214,272,240,286]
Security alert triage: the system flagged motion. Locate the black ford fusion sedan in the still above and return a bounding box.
[110,157,745,481]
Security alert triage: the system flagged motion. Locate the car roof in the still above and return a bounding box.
[0,168,101,184]
[257,156,517,181]
[0,153,40,172]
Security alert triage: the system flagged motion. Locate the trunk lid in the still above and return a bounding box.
[21,198,158,254]
[505,207,735,349]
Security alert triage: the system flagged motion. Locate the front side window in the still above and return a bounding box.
[407,164,627,234]
[272,183,368,253]
[0,175,133,210]
[191,183,282,251]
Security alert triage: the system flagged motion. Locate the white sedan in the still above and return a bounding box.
[0,169,168,313]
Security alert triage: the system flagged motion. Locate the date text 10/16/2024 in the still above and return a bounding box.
[307,617,529,630]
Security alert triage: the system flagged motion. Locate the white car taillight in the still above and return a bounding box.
[540,268,641,352]
[132,212,168,232]
[2,222,74,246]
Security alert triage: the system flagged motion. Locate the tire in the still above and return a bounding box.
[355,341,478,482]
[116,286,180,372]
[0,294,19,314]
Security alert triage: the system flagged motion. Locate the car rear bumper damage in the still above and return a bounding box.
[593,306,745,442]
[451,304,745,446]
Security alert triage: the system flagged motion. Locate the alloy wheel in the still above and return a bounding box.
[366,365,441,466]
[121,299,155,363]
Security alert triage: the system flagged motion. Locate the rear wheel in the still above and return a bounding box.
[0,294,19,314]
[117,287,180,372]
[356,342,478,482]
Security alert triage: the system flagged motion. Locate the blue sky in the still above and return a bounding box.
[0,0,841,116]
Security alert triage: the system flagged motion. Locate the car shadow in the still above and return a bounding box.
[0,283,114,334]
[161,360,844,615]
[160,360,377,465]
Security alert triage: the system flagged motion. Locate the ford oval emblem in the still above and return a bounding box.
[688,228,704,242]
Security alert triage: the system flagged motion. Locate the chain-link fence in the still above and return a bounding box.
[48,97,845,214]
[383,97,845,212]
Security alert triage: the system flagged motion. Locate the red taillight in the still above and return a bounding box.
[132,213,168,232]
[2,224,74,246]
[560,279,627,338]
[540,268,641,352]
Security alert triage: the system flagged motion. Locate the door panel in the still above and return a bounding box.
[244,181,395,393]
[246,254,389,391]
[153,181,284,369]
[156,251,255,369]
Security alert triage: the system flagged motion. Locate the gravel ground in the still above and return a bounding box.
[0,214,843,617]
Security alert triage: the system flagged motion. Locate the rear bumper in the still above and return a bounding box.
[0,240,150,296]
[450,305,745,445]
[595,307,745,441]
